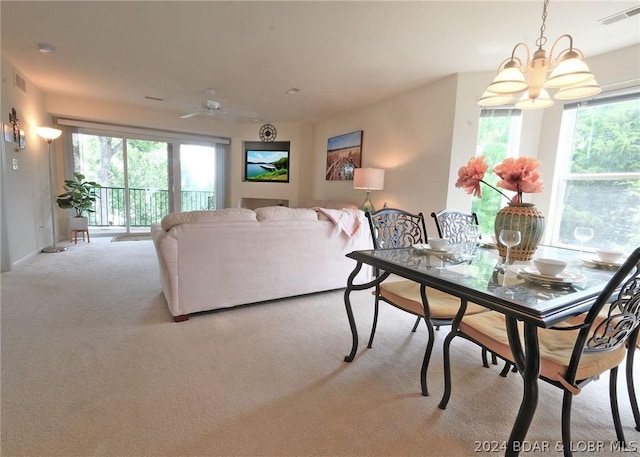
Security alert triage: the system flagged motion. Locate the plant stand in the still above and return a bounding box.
[69,217,90,244]
[70,229,90,244]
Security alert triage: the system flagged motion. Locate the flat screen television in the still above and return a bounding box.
[244,141,290,183]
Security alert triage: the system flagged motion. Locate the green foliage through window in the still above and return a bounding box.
[472,108,522,235]
[556,92,640,253]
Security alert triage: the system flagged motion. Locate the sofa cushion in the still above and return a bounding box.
[255,206,318,221]
[161,208,257,231]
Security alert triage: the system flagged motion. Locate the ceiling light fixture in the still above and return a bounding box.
[38,42,56,55]
[478,0,601,109]
[286,88,301,95]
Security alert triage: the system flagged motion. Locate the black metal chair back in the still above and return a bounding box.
[578,247,640,359]
[366,208,427,250]
[430,209,479,244]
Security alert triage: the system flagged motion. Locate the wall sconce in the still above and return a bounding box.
[353,168,385,213]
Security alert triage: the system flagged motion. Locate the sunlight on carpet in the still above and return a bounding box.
[111,234,152,242]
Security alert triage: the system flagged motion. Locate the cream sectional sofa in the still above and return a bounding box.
[151,205,372,321]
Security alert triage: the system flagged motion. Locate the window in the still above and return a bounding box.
[551,92,640,252]
[59,119,229,234]
[472,108,522,235]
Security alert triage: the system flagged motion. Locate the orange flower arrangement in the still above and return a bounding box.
[456,156,544,203]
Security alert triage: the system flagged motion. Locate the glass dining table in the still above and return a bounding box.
[342,244,617,457]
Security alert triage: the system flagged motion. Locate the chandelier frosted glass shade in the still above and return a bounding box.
[555,79,602,100]
[544,51,595,89]
[515,88,554,109]
[486,63,529,94]
[478,90,516,107]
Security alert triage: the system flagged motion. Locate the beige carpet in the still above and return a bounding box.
[1,239,638,457]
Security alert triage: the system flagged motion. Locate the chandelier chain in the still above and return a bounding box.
[536,0,549,49]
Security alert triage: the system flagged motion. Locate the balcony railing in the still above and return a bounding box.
[89,186,214,227]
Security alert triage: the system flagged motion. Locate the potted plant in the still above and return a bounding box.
[56,172,101,231]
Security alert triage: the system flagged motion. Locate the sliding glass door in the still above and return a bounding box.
[179,144,216,211]
[72,133,169,233]
[125,139,169,231]
[66,122,228,235]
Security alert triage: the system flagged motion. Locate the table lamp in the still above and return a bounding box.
[353,167,384,213]
[36,126,65,253]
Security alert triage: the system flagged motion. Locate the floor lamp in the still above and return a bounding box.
[353,167,385,213]
[36,127,66,253]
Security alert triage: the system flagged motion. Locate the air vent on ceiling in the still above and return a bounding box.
[14,72,27,94]
[599,5,640,25]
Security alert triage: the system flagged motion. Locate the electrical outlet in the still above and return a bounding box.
[11,158,18,170]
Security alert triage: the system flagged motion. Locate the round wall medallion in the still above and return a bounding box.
[259,124,277,142]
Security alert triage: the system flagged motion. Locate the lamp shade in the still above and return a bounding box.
[353,168,384,190]
[36,127,62,140]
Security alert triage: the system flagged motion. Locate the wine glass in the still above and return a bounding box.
[463,223,481,259]
[573,227,594,254]
[499,230,521,285]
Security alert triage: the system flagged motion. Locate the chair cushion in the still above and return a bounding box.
[379,280,487,319]
[460,311,627,393]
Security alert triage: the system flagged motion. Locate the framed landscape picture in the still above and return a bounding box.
[326,130,362,180]
[244,141,290,183]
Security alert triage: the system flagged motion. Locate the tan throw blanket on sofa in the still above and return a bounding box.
[313,207,363,238]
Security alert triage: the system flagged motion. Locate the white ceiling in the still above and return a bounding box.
[2,1,639,124]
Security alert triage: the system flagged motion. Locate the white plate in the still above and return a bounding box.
[579,254,624,268]
[412,244,450,254]
[517,267,586,284]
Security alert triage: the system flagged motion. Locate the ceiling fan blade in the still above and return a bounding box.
[180,111,201,119]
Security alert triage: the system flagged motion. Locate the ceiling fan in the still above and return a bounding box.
[180,89,258,120]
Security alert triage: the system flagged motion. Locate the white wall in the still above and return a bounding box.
[311,75,459,234]
[228,122,312,209]
[1,56,62,269]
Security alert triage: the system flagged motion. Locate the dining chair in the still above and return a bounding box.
[365,208,487,396]
[430,209,479,244]
[439,247,640,457]
[431,208,508,370]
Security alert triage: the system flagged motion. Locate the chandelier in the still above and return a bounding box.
[478,0,601,109]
